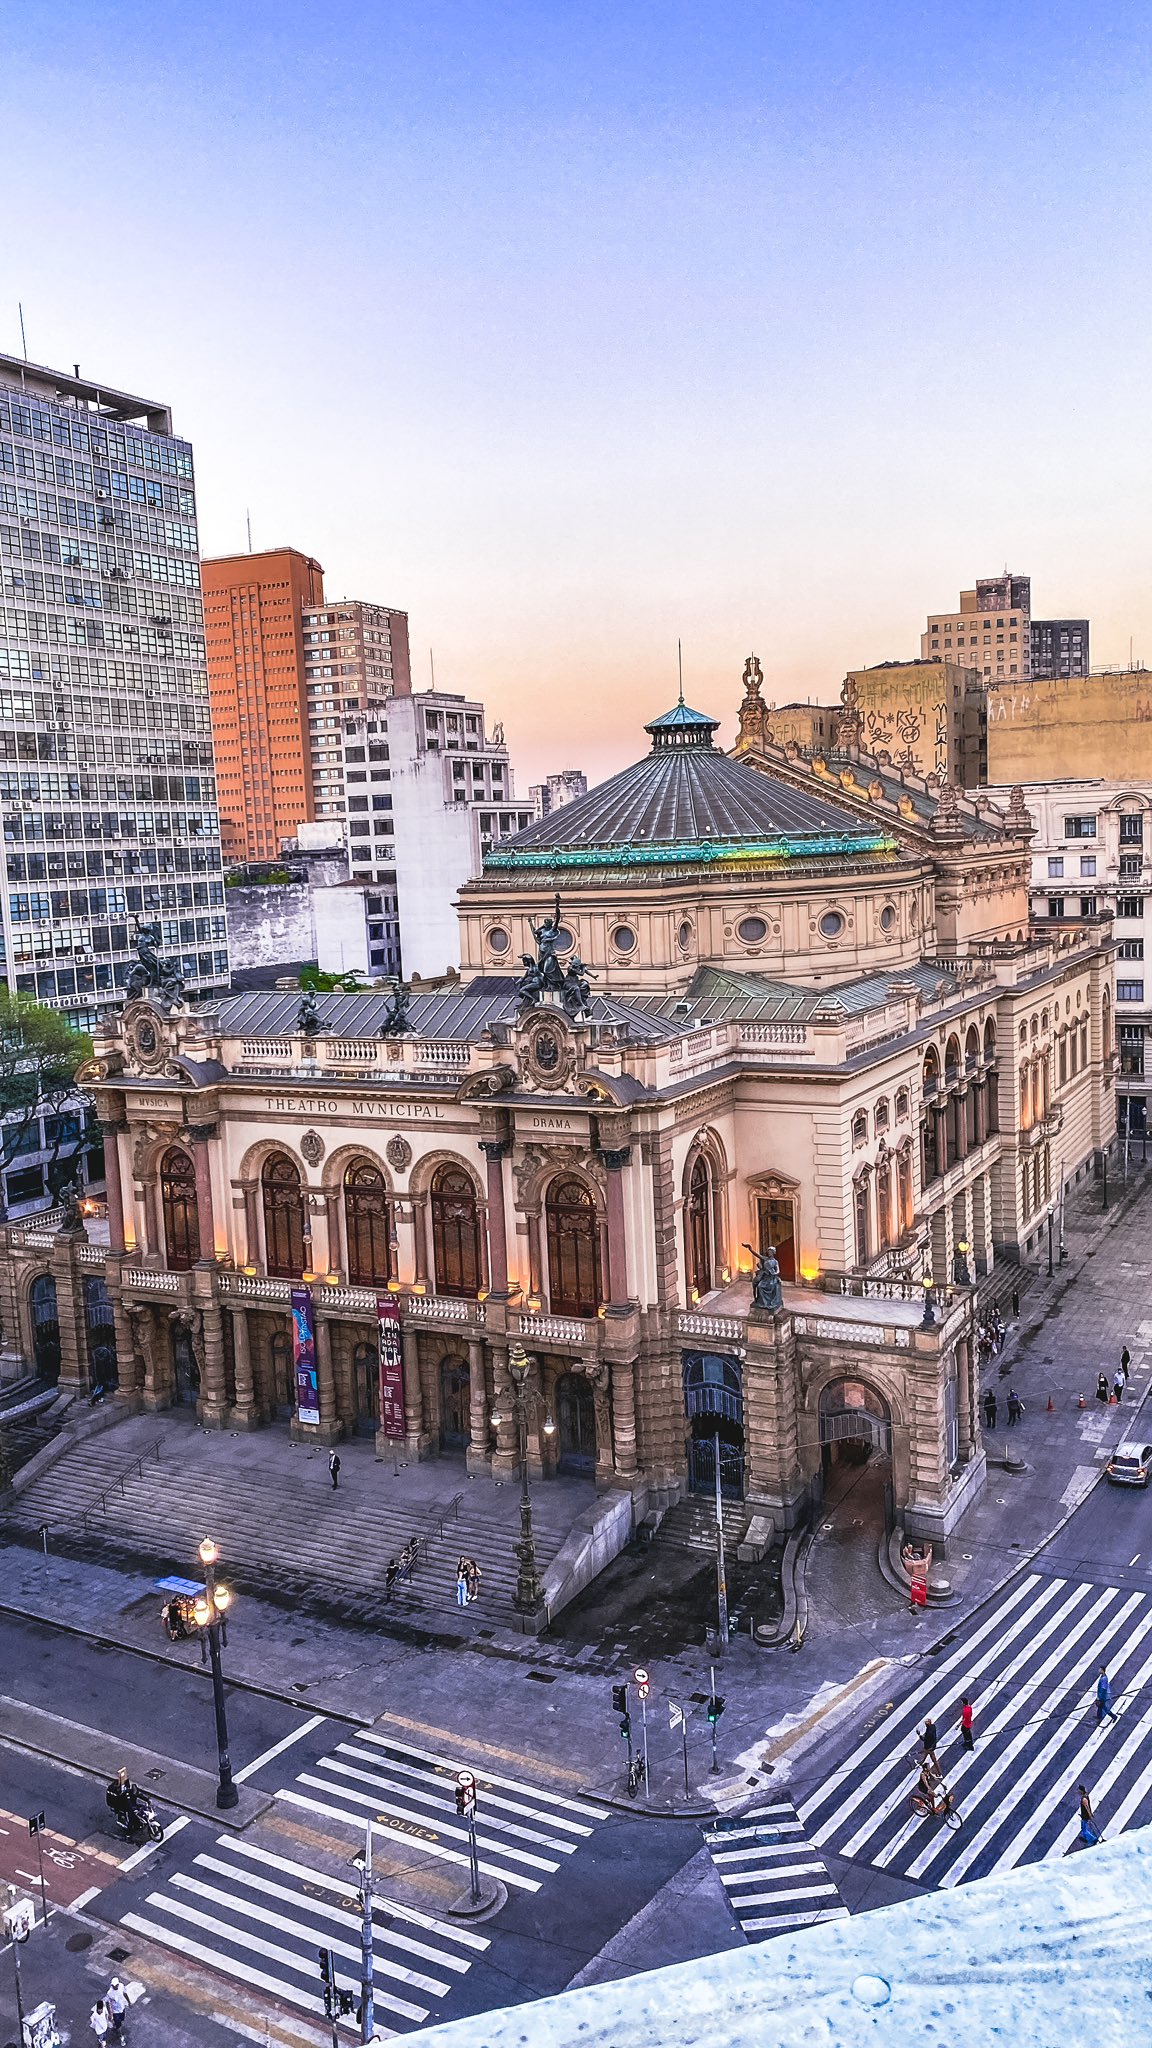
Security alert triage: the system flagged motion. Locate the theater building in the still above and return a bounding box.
[1,676,1116,1553]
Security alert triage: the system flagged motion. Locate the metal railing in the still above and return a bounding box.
[78,1436,164,1532]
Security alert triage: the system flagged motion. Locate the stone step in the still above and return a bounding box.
[654,1496,747,1555]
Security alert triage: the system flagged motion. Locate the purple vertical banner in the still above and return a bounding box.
[291,1285,320,1426]
[378,1297,405,1438]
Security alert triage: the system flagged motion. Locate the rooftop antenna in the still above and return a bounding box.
[17,303,27,361]
[246,508,253,552]
[677,637,684,706]
[429,647,436,690]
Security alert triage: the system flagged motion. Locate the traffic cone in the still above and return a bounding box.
[1078,1392,1086,1408]
[1047,1393,1054,1412]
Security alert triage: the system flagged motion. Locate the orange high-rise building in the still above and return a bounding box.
[201,547,325,862]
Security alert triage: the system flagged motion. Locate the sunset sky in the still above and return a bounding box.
[4,1,1151,783]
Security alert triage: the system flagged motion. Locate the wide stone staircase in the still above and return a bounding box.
[652,1494,748,1558]
[0,1423,579,1634]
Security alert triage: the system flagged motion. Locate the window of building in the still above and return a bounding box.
[344,1161,392,1287]
[1120,856,1142,877]
[1118,897,1144,919]
[1047,897,1065,919]
[1080,897,1098,917]
[1120,939,1145,960]
[262,1155,305,1277]
[1064,816,1097,839]
[1118,980,1145,1003]
[1080,856,1096,877]
[431,1164,483,1297]
[160,1146,199,1270]
[545,1176,602,1317]
[1120,814,1145,843]
[1047,858,1064,878]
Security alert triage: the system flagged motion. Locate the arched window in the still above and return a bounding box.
[430,1164,483,1298]
[344,1160,392,1287]
[160,1147,199,1271]
[851,1109,868,1146]
[897,1144,914,1233]
[262,1155,305,1279]
[923,1046,940,1094]
[876,1158,893,1249]
[1020,1063,1032,1129]
[944,1035,961,1083]
[853,1173,870,1269]
[546,1176,602,1318]
[84,1275,118,1391]
[686,1154,714,1297]
[874,1097,890,1132]
[983,1019,997,1060]
[965,1025,979,1068]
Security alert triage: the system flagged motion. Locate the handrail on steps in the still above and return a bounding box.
[79,1437,164,1532]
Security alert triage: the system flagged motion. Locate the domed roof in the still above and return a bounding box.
[485,700,896,871]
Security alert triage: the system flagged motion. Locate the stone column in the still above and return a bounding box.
[611,1356,639,1479]
[51,1228,88,1396]
[306,1191,330,1280]
[489,1341,519,1477]
[933,1102,949,1178]
[314,1312,343,1444]
[189,1125,217,1264]
[953,1090,970,1162]
[402,1324,431,1458]
[526,1214,542,1300]
[324,1191,342,1281]
[228,1304,258,1429]
[480,1143,510,1295]
[598,1147,632,1311]
[195,1296,229,1429]
[466,1336,490,1473]
[103,1121,127,1254]
[411,1200,429,1289]
[242,1182,260,1270]
[108,1275,141,1409]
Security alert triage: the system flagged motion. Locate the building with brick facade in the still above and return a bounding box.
[2,668,1116,1588]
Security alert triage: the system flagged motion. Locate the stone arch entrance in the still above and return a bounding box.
[352,1339,379,1437]
[555,1371,596,1475]
[84,1276,118,1393]
[439,1356,470,1453]
[172,1323,200,1406]
[29,1275,60,1384]
[817,1377,893,1529]
[683,1351,745,1500]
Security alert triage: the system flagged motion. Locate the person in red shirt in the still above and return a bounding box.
[960,1696,974,1751]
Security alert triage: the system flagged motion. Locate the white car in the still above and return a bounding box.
[1106,1443,1152,1488]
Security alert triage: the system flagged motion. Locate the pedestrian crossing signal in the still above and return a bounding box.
[618,1711,632,1740]
[707,1694,726,1725]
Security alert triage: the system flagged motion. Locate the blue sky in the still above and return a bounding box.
[2,1,1150,778]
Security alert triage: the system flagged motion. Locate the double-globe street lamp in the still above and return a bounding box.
[194,1536,238,1810]
[504,1341,547,1623]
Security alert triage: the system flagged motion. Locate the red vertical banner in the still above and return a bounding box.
[378,1297,405,1437]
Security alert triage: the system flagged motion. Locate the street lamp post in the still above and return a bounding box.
[920,1269,936,1329]
[506,1342,545,1623]
[194,1537,239,1810]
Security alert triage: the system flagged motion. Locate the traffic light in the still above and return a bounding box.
[455,1783,469,1816]
[707,1694,726,1725]
[337,1990,356,2016]
[618,1709,631,1740]
[612,1684,628,1714]
[318,1949,332,1986]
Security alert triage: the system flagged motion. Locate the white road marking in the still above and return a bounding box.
[276,1788,541,1891]
[70,1886,100,1910]
[120,1814,189,1872]
[235,1712,327,1783]
[324,1753,576,1854]
[360,1730,609,1821]
[120,1909,352,2026]
[293,1770,559,1874]
[338,1742,595,1838]
[187,1857,452,1995]
[222,1836,489,1951]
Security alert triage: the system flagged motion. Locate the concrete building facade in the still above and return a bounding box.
[986,668,1152,786]
[201,547,324,863]
[922,572,1089,685]
[837,660,986,784]
[0,354,228,1030]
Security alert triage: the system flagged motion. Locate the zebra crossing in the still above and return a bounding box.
[277,1727,609,1895]
[799,1570,1152,1888]
[119,1728,608,2032]
[702,1799,848,1941]
[121,1832,489,2034]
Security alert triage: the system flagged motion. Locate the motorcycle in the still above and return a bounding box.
[107,1784,164,1844]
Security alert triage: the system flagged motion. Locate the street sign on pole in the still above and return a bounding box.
[456,1772,481,1903]
[669,1702,689,1799]
[633,1665,650,1700]
[668,1702,683,1729]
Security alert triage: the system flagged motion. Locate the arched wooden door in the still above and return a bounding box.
[439,1357,470,1452]
[352,1340,379,1436]
[546,1179,602,1317]
[160,1147,199,1271]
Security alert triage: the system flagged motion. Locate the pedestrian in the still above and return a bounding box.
[456,1558,469,1607]
[1121,1346,1132,1381]
[90,2002,111,2043]
[106,1978,127,2037]
[465,1556,482,1603]
[983,1388,997,1431]
[921,1715,938,1765]
[1078,1783,1102,1847]
[1096,1373,1110,1405]
[329,1449,341,1490]
[1113,1373,1125,1404]
[1006,1388,1024,1426]
[960,1696,974,1751]
[384,1557,400,1601]
[1011,1287,1020,1319]
[1096,1667,1118,1726]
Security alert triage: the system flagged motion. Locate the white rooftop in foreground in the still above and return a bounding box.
[414,1828,1152,2047]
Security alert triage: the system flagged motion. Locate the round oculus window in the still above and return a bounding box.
[737,916,768,944]
[554,927,575,954]
[819,910,845,939]
[486,926,510,955]
[611,924,637,952]
[879,905,896,932]
[677,920,694,949]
